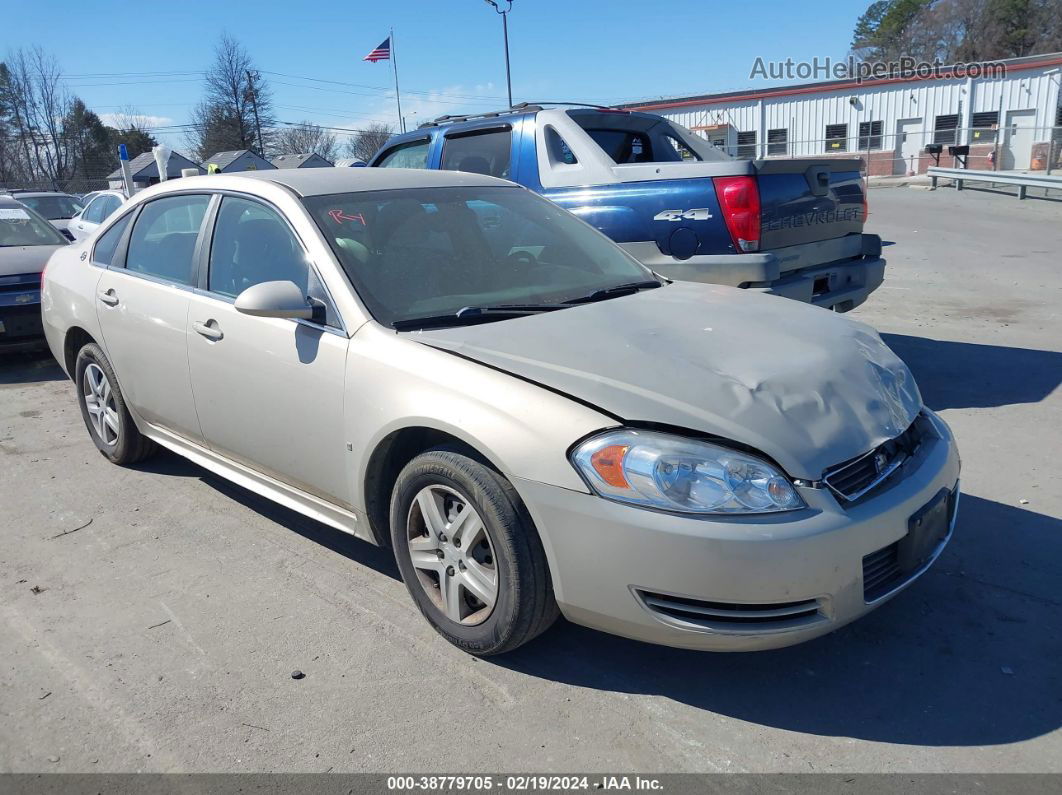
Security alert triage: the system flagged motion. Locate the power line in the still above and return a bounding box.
[63,70,205,77]
[60,67,508,104]
[274,104,387,120]
[61,78,204,87]
[268,78,502,107]
[260,70,509,101]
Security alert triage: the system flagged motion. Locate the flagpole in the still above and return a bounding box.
[391,27,405,133]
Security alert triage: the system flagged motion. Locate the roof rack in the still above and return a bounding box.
[417,101,615,128]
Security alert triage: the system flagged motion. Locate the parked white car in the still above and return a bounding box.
[69,190,126,241]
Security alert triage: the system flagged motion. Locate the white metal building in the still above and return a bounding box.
[622,53,1062,175]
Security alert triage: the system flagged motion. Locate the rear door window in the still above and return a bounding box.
[376,139,431,169]
[440,128,512,178]
[125,195,210,285]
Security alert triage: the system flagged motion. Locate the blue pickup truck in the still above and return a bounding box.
[368,104,884,311]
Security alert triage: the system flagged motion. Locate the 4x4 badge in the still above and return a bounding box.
[653,208,712,222]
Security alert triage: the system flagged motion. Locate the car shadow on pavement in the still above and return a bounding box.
[882,333,1062,410]
[494,493,1062,747]
[0,350,64,385]
[130,448,401,581]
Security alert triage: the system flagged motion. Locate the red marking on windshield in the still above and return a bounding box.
[328,209,366,225]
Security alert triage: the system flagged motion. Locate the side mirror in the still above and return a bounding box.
[234,280,314,320]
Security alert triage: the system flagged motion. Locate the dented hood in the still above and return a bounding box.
[418,282,921,480]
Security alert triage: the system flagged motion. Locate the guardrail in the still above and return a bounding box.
[927,167,1062,199]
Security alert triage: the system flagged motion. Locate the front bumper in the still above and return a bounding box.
[517,410,960,651]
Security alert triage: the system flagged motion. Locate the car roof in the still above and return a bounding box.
[380,111,536,149]
[147,167,514,197]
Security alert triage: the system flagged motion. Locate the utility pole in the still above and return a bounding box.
[246,69,266,157]
[485,0,514,108]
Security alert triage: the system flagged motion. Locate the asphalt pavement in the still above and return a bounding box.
[1,185,1059,773]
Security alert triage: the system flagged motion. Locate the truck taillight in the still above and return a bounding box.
[714,176,760,253]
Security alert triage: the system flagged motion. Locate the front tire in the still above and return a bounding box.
[390,450,559,656]
[75,343,156,465]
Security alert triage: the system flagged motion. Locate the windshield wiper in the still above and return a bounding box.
[392,303,565,331]
[563,280,664,305]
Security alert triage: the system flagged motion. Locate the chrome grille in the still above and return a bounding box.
[637,590,825,632]
[823,420,923,502]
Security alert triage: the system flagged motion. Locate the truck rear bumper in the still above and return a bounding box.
[620,233,885,311]
[753,256,886,313]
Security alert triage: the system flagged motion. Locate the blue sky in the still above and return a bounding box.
[4,0,871,149]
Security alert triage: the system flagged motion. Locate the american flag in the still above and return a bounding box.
[363,37,391,62]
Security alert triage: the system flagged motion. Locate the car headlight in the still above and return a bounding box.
[571,429,805,515]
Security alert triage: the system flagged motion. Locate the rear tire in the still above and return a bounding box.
[75,343,157,465]
[390,449,559,656]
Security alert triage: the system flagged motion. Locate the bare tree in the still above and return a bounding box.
[275,121,339,161]
[346,122,393,162]
[851,0,1062,64]
[108,105,152,134]
[186,34,274,159]
[0,47,72,188]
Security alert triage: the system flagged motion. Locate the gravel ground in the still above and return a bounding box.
[0,185,1059,774]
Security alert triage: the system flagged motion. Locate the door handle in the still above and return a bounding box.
[192,320,223,341]
[97,288,119,306]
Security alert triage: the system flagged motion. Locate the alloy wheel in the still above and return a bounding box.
[406,484,498,625]
[83,363,120,447]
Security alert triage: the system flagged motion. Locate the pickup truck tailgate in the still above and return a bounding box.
[755,159,865,251]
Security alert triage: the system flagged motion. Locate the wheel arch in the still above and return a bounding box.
[362,425,510,548]
[63,326,98,379]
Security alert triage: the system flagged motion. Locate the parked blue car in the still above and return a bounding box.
[0,195,69,350]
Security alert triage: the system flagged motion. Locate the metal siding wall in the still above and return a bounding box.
[660,65,1061,156]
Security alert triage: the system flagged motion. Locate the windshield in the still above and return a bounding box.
[304,186,658,327]
[568,110,732,164]
[18,195,83,220]
[0,205,69,247]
